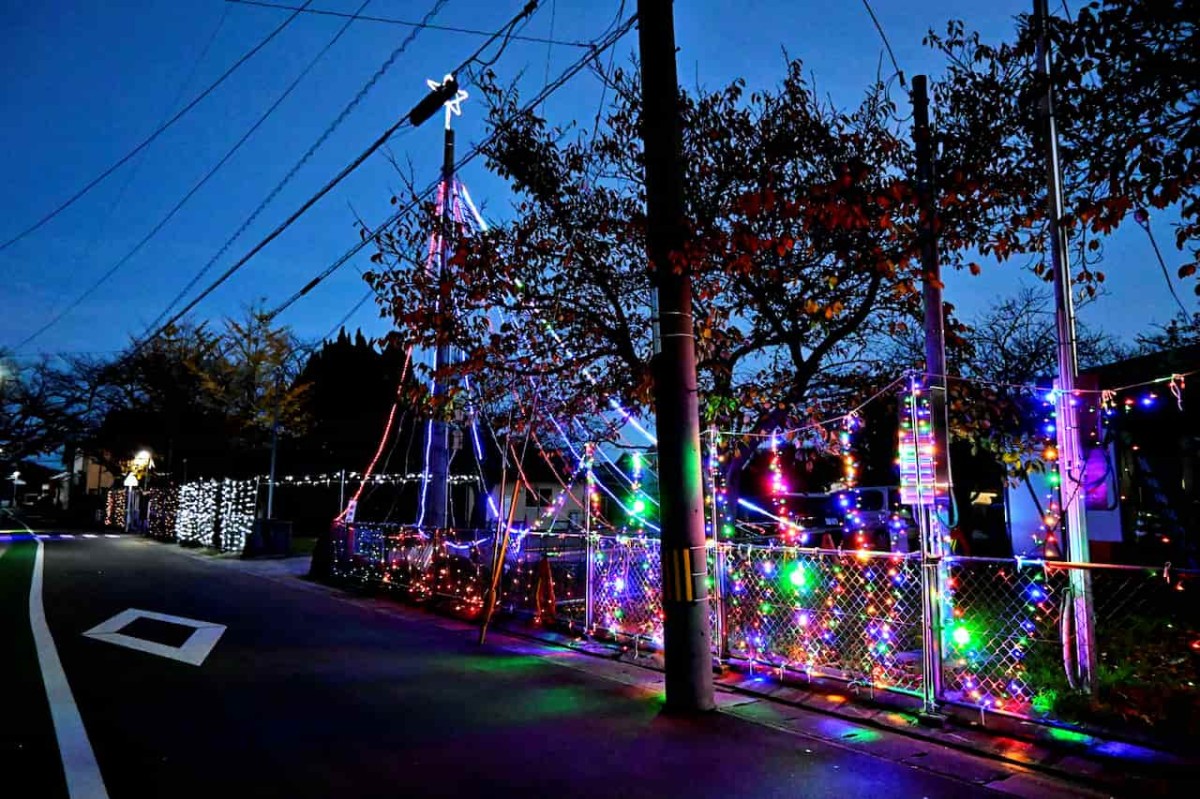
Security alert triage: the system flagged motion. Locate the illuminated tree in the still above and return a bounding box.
[366,60,925,515]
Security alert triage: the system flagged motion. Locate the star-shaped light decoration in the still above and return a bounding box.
[426,74,469,129]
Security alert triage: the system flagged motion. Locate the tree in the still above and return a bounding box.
[927,1,1200,299]
[200,307,310,462]
[366,60,925,517]
[1,352,80,463]
[1134,311,1200,352]
[61,309,309,481]
[78,322,226,477]
[287,328,416,473]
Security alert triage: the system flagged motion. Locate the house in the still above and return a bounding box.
[1006,345,1200,564]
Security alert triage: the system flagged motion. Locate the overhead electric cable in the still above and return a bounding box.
[0,1,313,254]
[265,12,637,321]
[12,0,366,352]
[133,1,544,353]
[859,0,905,87]
[1133,209,1191,318]
[142,0,455,336]
[224,0,589,47]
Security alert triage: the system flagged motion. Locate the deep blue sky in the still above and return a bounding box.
[1,0,1191,362]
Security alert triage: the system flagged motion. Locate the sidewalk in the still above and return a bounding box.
[184,544,1196,798]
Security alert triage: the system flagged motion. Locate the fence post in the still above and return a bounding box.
[908,382,948,719]
[714,542,728,662]
[705,426,728,661]
[584,443,596,635]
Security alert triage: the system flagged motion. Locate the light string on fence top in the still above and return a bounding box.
[706,364,1195,442]
[940,369,1195,400]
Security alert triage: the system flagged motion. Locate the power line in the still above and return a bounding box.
[224,0,590,48]
[859,0,905,88]
[11,0,362,352]
[266,13,638,322]
[133,1,546,354]
[142,0,455,336]
[1134,209,1191,318]
[0,1,314,254]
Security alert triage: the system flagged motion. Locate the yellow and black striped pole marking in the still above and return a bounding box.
[663,546,708,603]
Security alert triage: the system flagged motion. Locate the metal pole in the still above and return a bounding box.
[426,118,456,530]
[637,0,715,713]
[584,443,595,635]
[1033,0,1096,694]
[267,417,278,519]
[912,74,950,716]
[707,425,727,662]
[339,468,346,512]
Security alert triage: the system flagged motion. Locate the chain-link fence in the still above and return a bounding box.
[939,557,1200,734]
[590,534,664,646]
[326,521,1200,736]
[721,545,925,693]
[495,531,588,630]
[939,556,1067,715]
[1086,563,1200,734]
[331,523,591,626]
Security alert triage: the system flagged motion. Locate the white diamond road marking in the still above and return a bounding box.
[83,609,226,666]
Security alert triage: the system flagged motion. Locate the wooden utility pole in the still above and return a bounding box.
[1033,0,1096,694]
[637,0,715,713]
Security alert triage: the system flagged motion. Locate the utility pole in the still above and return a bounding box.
[267,370,281,519]
[1033,0,1096,694]
[424,76,466,531]
[912,74,952,718]
[637,0,715,713]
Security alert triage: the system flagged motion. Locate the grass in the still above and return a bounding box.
[289,535,318,557]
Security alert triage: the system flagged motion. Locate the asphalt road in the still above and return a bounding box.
[3,531,1094,799]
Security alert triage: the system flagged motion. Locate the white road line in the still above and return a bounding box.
[104,534,119,539]
[83,534,97,539]
[31,538,110,799]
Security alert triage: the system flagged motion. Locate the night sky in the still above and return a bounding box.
[1,0,1189,362]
